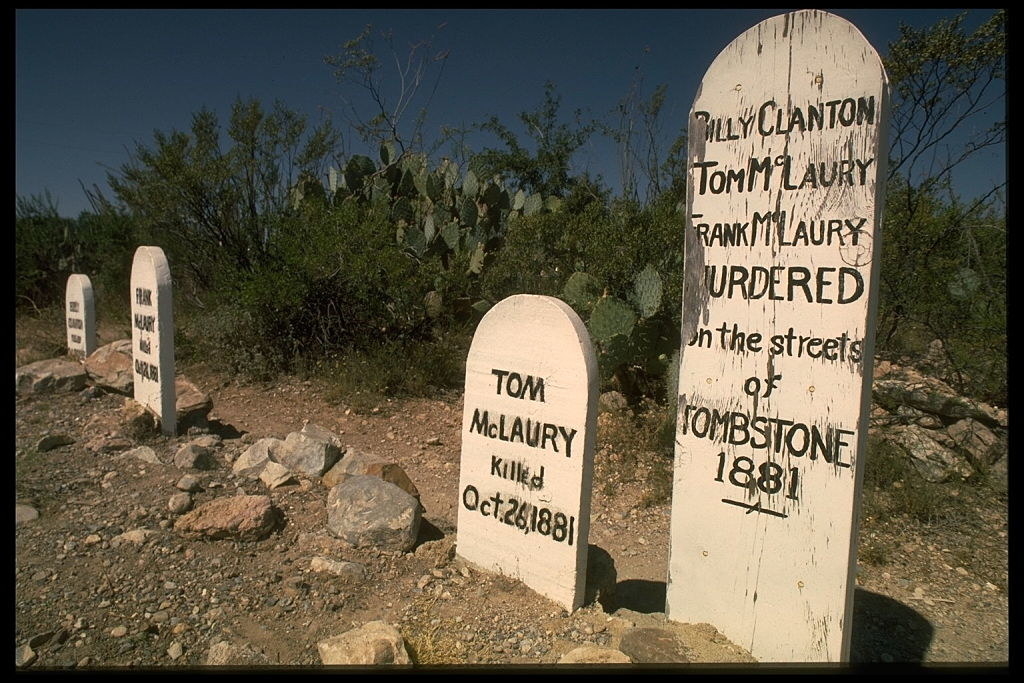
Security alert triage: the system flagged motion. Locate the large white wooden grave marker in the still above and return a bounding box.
[665,10,889,662]
[65,274,96,358]
[130,246,176,436]
[456,294,598,611]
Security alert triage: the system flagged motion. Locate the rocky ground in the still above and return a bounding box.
[14,324,1009,671]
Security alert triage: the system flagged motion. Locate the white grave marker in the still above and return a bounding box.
[65,274,96,358]
[665,10,889,662]
[456,294,598,611]
[130,246,176,436]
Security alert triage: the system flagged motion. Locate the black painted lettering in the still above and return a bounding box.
[470,408,490,435]
[787,267,813,302]
[837,268,865,304]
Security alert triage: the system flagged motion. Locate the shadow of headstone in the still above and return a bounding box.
[413,518,447,546]
[600,579,667,614]
[583,544,618,607]
[207,419,243,440]
[850,587,934,663]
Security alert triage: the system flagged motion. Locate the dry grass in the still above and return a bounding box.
[15,308,67,366]
[595,400,676,506]
[400,595,467,665]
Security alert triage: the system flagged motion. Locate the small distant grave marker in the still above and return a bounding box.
[456,294,598,611]
[665,10,889,662]
[130,246,176,436]
[65,274,96,357]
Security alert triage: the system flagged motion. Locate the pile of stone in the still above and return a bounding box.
[230,423,422,552]
[15,340,213,432]
[870,358,1007,482]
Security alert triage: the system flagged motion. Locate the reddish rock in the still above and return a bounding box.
[175,377,213,432]
[15,358,88,395]
[173,495,280,541]
[84,340,134,394]
[325,449,420,500]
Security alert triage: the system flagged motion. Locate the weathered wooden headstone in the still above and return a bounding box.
[456,294,598,611]
[665,10,889,662]
[130,246,176,436]
[65,274,96,358]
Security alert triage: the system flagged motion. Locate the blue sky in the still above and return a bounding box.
[16,9,1003,218]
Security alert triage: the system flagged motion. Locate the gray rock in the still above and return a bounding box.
[168,492,193,514]
[309,556,367,583]
[36,433,75,452]
[83,340,134,394]
[300,423,344,449]
[28,629,69,652]
[173,495,280,542]
[599,390,629,414]
[174,444,217,471]
[558,645,632,664]
[883,425,973,482]
[872,373,1003,428]
[618,627,690,663]
[326,476,421,552]
[317,621,411,665]
[232,438,285,479]
[190,435,222,449]
[280,431,341,477]
[16,358,88,395]
[124,446,162,465]
[204,640,269,666]
[84,435,132,454]
[15,643,37,667]
[175,474,201,492]
[259,461,295,489]
[16,504,40,525]
[946,417,1003,468]
[110,528,156,547]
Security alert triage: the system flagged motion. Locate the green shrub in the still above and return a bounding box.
[861,434,981,525]
[321,332,468,412]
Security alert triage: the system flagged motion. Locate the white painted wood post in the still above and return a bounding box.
[665,10,889,662]
[65,274,96,358]
[130,246,176,436]
[456,294,599,611]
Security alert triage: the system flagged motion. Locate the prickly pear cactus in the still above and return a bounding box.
[633,265,663,318]
[562,272,602,311]
[589,295,637,342]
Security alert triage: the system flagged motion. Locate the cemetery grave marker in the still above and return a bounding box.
[65,274,96,358]
[456,294,598,611]
[130,246,176,436]
[665,10,889,662]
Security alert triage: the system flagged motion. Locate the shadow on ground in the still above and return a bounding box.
[850,588,933,663]
[601,579,668,614]
[584,545,668,614]
[415,518,447,546]
[207,419,244,440]
[580,548,933,663]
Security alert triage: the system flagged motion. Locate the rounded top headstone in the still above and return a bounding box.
[457,293,599,611]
